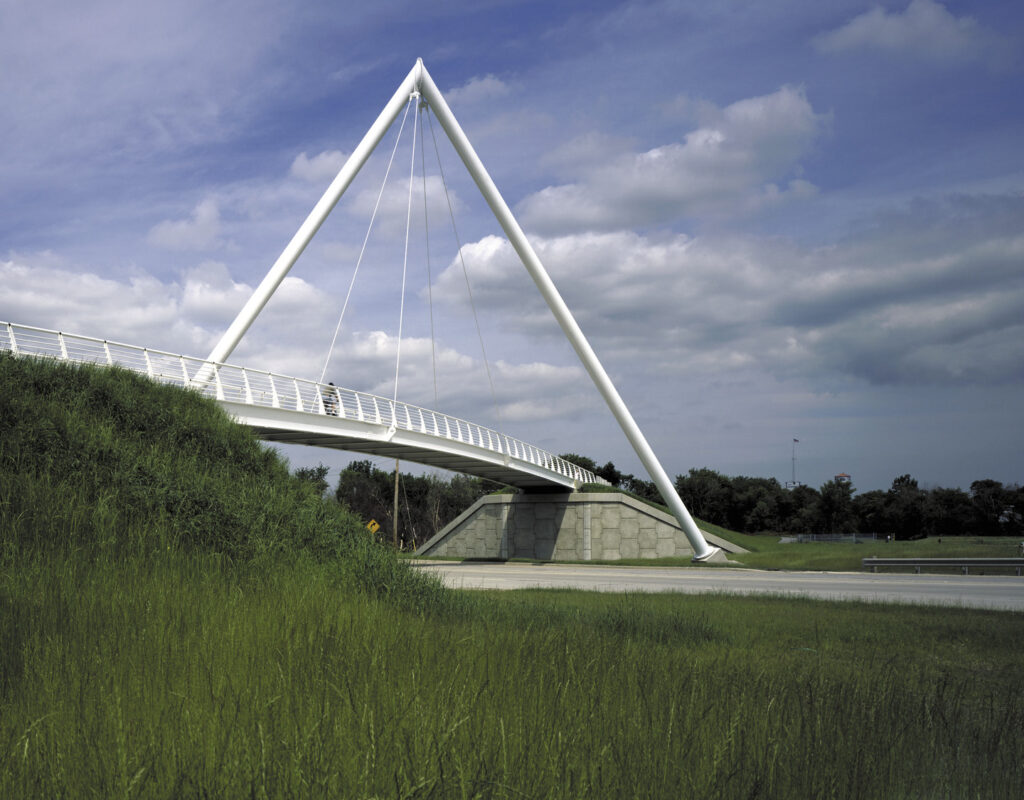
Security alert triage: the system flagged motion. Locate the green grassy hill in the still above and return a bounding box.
[0,352,439,604]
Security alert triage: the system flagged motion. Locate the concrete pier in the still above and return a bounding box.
[418,492,744,561]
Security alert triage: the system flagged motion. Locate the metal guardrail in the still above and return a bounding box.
[863,557,1024,576]
[1,321,600,486]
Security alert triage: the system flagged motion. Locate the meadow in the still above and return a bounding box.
[2,353,1022,798]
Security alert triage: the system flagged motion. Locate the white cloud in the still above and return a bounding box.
[148,198,223,251]
[518,85,826,233]
[432,194,1024,387]
[347,175,462,238]
[1,256,206,355]
[813,0,991,63]
[444,74,512,106]
[290,150,348,183]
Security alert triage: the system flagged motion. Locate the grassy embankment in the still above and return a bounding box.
[2,353,1022,798]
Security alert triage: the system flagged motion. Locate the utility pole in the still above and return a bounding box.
[393,458,400,549]
[791,438,799,487]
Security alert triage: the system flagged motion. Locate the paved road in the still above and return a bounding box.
[410,561,1024,612]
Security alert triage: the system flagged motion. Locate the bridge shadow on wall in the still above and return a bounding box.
[509,493,572,561]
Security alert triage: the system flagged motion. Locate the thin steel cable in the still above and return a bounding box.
[420,100,439,406]
[318,97,414,385]
[426,108,504,435]
[393,91,420,406]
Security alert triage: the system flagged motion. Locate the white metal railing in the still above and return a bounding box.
[1,321,601,486]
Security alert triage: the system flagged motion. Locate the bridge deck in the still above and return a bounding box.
[2,322,598,490]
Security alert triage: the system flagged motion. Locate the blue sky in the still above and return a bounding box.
[2,0,1022,493]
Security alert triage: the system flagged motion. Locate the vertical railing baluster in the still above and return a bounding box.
[293,379,303,411]
[6,323,18,354]
[180,357,190,387]
[214,366,225,400]
[144,349,154,378]
[58,332,69,361]
[242,370,253,404]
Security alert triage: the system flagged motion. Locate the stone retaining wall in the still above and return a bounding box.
[418,492,743,560]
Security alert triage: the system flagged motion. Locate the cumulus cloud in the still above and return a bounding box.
[444,74,512,106]
[2,256,210,355]
[346,175,462,238]
[813,0,993,63]
[518,85,826,233]
[1,252,594,431]
[432,194,1024,387]
[148,198,223,251]
[290,150,348,183]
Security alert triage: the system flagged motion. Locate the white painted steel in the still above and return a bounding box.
[414,62,717,561]
[168,59,714,556]
[204,62,423,369]
[1,322,597,489]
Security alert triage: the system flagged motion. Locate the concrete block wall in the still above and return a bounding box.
[419,492,742,560]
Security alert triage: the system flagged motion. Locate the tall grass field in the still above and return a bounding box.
[2,353,1022,798]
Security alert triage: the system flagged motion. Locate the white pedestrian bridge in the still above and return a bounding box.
[1,322,599,490]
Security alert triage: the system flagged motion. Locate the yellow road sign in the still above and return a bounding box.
[366,519,380,533]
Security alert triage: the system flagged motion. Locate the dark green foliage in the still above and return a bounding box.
[293,463,330,496]
[568,448,1020,536]
[817,478,856,534]
[673,465,1022,537]
[335,459,501,549]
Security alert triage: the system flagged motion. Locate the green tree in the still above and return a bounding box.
[779,484,821,534]
[676,468,732,526]
[597,461,623,487]
[886,475,926,540]
[558,453,598,474]
[853,490,889,535]
[925,487,974,537]
[294,464,330,497]
[335,461,500,550]
[817,479,855,534]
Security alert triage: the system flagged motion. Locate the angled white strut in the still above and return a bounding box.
[207,59,719,561]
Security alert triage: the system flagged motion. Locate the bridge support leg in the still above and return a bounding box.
[204,59,717,561]
[417,63,718,561]
[205,62,425,367]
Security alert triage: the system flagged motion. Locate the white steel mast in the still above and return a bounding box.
[208,59,719,561]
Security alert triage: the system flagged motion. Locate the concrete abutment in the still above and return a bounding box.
[418,492,745,561]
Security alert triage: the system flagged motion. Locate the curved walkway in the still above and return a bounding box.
[2,321,598,489]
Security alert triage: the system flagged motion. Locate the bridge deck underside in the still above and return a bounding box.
[253,428,564,489]
[226,403,577,490]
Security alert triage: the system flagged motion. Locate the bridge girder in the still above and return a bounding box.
[222,401,580,490]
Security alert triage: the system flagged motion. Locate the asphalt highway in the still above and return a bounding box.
[410,561,1024,612]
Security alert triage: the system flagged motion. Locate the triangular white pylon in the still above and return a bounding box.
[207,59,718,561]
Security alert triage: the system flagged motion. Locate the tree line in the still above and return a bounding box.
[296,457,1022,546]
[559,454,1023,540]
[296,460,503,550]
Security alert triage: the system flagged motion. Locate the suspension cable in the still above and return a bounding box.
[425,108,504,435]
[393,91,421,406]
[419,100,439,406]
[318,96,415,385]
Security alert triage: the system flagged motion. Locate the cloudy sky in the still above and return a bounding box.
[3,0,1022,493]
